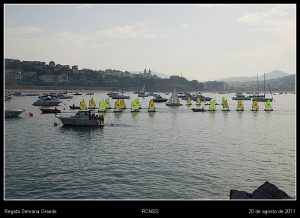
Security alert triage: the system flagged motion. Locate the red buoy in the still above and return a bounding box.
[28,112,33,117]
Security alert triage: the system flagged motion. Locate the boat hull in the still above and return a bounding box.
[264,109,273,111]
[166,103,182,106]
[192,108,206,112]
[5,109,23,117]
[147,109,156,112]
[222,109,230,111]
[251,109,259,111]
[41,109,61,113]
[58,117,103,126]
[236,109,244,111]
[33,101,62,106]
[153,99,168,102]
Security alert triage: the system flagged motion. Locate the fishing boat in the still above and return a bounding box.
[113,99,123,113]
[98,99,106,113]
[88,97,97,109]
[41,108,61,113]
[236,100,244,111]
[32,96,62,106]
[152,95,168,103]
[264,99,273,111]
[131,99,140,112]
[5,108,24,117]
[251,100,259,111]
[222,99,230,111]
[166,88,182,106]
[57,110,104,126]
[186,98,192,106]
[208,99,217,111]
[148,99,156,112]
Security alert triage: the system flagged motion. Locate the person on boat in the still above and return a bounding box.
[100,115,104,124]
[55,107,57,111]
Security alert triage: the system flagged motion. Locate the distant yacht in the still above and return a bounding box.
[166,88,182,106]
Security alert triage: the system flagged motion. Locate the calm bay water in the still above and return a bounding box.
[4,92,296,199]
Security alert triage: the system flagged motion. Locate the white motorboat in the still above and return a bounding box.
[5,108,24,117]
[57,110,104,126]
[32,96,62,106]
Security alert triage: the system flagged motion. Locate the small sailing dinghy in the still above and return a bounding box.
[196,96,201,106]
[88,97,97,109]
[221,97,225,105]
[80,99,87,110]
[186,98,192,106]
[131,99,140,112]
[148,99,156,112]
[166,88,182,106]
[222,99,230,111]
[208,99,217,111]
[135,98,142,109]
[251,100,259,111]
[264,99,273,111]
[236,100,244,111]
[120,99,126,110]
[105,98,112,109]
[98,99,106,113]
[114,99,123,113]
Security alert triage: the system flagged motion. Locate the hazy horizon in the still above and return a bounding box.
[4,4,296,82]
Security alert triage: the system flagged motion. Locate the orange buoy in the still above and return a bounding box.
[28,112,33,117]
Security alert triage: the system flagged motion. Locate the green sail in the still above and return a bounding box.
[135,98,142,109]
[131,99,139,111]
[265,100,272,109]
[209,100,216,110]
[105,98,111,109]
[99,100,106,111]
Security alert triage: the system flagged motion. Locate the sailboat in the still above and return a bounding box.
[138,84,149,97]
[120,99,126,110]
[236,100,244,111]
[252,73,273,102]
[135,98,142,109]
[186,98,192,106]
[208,99,217,111]
[264,99,273,111]
[221,97,225,105]
[98,99,107,113]
[114,99,123,113]
[80,99,87,110]
[196,96,201,106]
[88,97,97,109]
[251,100,259,111]
[105,98,112,109]
[222,99,230,111]
[131,99,140,112]
[166,88,182,106]
[148,99,156,112]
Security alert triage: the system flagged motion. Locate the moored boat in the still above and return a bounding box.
[152,95,168,103]
[41,108,61,113]
[166,88,182,106]
[5,108,24,117]
[264,99,273,111]
[57,110,104,126]
[236,100,244,111]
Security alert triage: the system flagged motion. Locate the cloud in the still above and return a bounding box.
[96,22,189,39]
[6,26,43,35]
[238,5,295,26]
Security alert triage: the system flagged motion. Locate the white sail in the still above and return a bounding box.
[167,88,180,104]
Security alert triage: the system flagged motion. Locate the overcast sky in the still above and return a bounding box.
[4,4,296,82]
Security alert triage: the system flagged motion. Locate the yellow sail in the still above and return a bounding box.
[196,96,201,105]
[89,97,96,107]
[79,99,87,110]
[186,98,192,106]
[251,100,259,110]
[149,99,155,109]
[236,100,244,111]
[114,99,122,110]
[223,99,229,109]
[120,99,126,109]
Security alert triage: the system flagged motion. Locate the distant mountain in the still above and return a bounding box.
[221,70,291,82]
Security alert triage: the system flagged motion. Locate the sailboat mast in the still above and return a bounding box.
[264,73,265,97]
[257,75,259,94]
